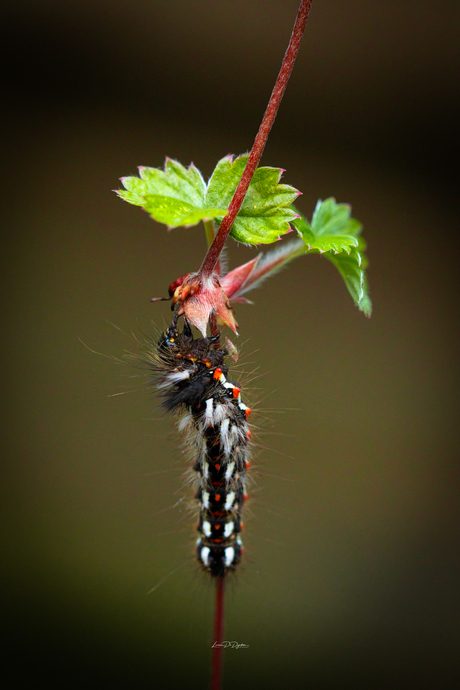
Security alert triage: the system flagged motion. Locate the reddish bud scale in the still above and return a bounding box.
[172,273,238,337]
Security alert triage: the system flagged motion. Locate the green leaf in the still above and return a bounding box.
[295,197,361,254]
[324,238,372,316]
[143,195,225,228]
[117,155,299,242]
[117,159,217,229]
[292,199,371,316]
[207,155,299,244]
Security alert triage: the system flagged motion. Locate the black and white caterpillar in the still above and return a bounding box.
[153,316,251,577]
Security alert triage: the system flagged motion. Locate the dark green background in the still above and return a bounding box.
[2,1,459,687]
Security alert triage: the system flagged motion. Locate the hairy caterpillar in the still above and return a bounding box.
[152,315,251,577]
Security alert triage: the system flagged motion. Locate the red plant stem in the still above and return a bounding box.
[211,576,226,690]
[199,0,313,280]
[207,5,312,687]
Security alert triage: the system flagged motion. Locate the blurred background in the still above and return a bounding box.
[2,1,459,687]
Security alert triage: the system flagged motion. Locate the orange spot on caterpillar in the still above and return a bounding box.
[245,407,251,419]
[233,387,240,398]
[215,464,221,471]
[215,494,221,501]
[213,368,222,379]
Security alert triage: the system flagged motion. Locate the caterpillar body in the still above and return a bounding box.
[154,317,251,577]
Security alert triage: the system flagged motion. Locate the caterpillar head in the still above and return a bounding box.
[157,325,179,353]
[157,318,194,358]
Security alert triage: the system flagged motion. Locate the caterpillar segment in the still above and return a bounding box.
[155,318,251,577]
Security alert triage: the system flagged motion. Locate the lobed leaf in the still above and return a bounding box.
[139,160,206,206]
[117,155,299,244]
[143,195,225,229]
[295,198,361,254]
[117,159,212,227]
[292,199,371,316]
[207,155,299,244]
[324,238,372,316]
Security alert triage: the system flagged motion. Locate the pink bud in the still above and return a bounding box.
[173,273,238,336]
